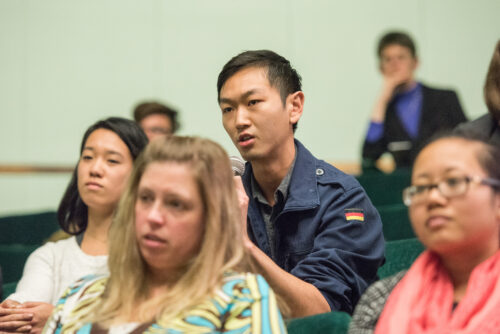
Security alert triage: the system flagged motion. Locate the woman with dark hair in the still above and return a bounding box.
[349,131,500,333]
[455,40,500,145]
[0,117,147,333]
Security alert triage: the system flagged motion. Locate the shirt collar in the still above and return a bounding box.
[251,145,297,206]
[395,82,422,99]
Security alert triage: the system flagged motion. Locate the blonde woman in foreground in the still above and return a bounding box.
[42,136,286,333]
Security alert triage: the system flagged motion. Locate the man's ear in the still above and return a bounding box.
[288,91,304,125]
[412,56,419,72]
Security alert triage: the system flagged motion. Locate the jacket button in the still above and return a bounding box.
[316,168,324,176]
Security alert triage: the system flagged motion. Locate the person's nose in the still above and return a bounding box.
[147,200,165,226]
[235,107,251,130]
[426,185,447,207]
[89,158,104,177]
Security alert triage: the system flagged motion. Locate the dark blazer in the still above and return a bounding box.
[454,113,500,146]
[363,84,467,168]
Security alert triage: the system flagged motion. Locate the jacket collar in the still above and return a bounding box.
[242,139,320,212]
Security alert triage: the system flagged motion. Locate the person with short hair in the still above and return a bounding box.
[0,117,148,334]
[42,136,286,333]
[218,49,385,316]
[362,31,467,169]
[133,101,180,140]
[350,131,500,333]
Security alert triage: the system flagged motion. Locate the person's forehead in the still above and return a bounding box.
[141,113,171,124]
[83,129,131,156]
[381,44,412,56]
[414,139,483,175]
[220,66,275,97]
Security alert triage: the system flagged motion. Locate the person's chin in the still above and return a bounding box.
[239,150,261,163]
[395,80,413,92]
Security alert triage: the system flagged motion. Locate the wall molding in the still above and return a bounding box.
[0,165,74,174]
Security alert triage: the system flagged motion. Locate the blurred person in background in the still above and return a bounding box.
[362,31,466,170]
[133,101,180,141]
[455,39,500,145]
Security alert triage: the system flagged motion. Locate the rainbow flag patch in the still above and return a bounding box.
[345,209,364,222]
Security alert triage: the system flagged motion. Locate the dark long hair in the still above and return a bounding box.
[485,40,500,121]
[420,130,500,187]
[57,117,148,235]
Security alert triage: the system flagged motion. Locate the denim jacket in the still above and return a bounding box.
[242,139,385,313]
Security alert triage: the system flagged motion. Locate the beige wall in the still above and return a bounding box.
[1,0,498,215]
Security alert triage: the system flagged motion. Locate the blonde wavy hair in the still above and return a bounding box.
[83,136,250,326]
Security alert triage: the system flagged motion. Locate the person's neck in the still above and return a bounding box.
[397,79,418,94]
[251,140,296,206]
[147,268,180,298]
[440,245,498,302]
[81,208,113,256]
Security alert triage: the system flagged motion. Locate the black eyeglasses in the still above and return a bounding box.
[402,175,500,206]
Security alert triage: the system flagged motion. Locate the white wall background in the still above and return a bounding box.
[1,0,499,215]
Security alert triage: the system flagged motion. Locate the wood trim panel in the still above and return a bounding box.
[0,165,74,174]
[0,161,385,176]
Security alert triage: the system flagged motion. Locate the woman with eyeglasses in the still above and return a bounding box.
[349,131,500,334]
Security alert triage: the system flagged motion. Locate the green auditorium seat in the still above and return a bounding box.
[0,211,59,245]
[356,169,411,207]
[0,244,38,283]
[287,311,351,334]
[2,281,17,300]
[377,204,415,241]
[378,238,425,279]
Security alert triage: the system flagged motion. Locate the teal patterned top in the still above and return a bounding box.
[42,272,287,333]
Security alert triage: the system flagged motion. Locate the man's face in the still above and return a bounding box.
[219,67,298,163]
[379,44,418,84]
[139,114,173,141]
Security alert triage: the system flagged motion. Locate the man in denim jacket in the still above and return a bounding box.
[217,50,385,317]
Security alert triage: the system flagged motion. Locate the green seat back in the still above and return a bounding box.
[356,169,411,207]
[378,238,425,279]
[377,204,415,241]
[0,211,59,245]
[2,281,17,301]
[287,311,351,334]
[0,244,38,283]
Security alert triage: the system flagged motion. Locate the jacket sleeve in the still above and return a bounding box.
[362,99,392,162]
[362,130,388,163]
[289,183,385,314]
[443,90,467,126]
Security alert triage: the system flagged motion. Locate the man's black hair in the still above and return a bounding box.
[377,31,417,59]
[217,50,302,132]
